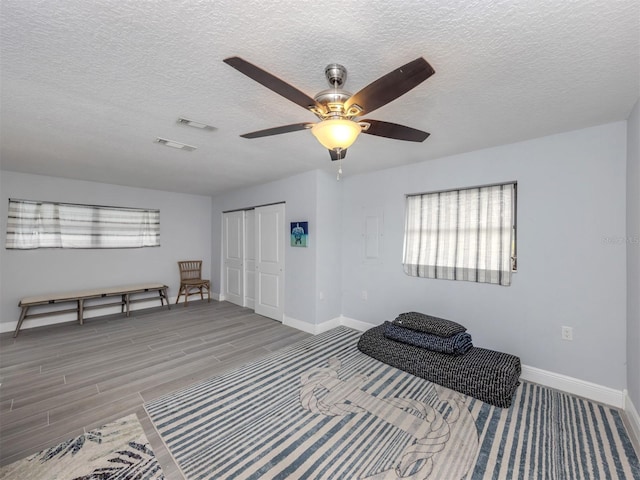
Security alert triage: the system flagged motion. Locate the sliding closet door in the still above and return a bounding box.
[254,203,285,322]
[244,209,256,309]
[223,211,245,307]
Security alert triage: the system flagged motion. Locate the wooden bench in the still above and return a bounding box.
[14,283,170,337]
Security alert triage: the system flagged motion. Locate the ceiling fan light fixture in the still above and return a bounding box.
[311,118,362,150]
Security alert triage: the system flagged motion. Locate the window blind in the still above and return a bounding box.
[6,199,160,249]
[402,183,516,286]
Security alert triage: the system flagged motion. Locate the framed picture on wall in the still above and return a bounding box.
[290,221,309,247]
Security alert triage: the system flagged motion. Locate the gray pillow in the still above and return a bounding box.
[393,311,466,337]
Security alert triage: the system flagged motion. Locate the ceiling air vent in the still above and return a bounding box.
[155,138,197,151]
[177,117,216,131]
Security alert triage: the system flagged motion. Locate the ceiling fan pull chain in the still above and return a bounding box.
[337,155,343,181]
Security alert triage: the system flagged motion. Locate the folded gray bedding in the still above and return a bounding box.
[383,321,473,355]
[358,324,521,408]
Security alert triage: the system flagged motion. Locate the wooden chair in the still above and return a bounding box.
[176,260,211,306]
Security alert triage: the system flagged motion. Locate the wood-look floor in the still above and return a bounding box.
[0,300,311,479]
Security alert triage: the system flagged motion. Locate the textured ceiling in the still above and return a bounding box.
[1,0,638,196]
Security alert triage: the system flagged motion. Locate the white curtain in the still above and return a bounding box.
[402,183,515,286]
[6,199,160,249]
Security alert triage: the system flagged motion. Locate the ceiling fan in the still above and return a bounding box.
[223,56,435,161]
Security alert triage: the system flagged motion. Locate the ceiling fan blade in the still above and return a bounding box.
[361,119,430,142]
[329,149,348,161]
[240,123,313,139]
[344,58,435,116]
[224,57,323,113]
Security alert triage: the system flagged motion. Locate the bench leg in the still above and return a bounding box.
[160,288,171,310]
[14,306,29,338]
[78,299,85,325]
[125,293,131,317]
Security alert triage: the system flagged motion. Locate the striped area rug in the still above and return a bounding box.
[145,327,639,479]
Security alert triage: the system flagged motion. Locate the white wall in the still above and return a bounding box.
[314,171,343,324]
[627,99,640,407]
[210,169,344,329]
[340,122,628,390]
[211,170,319,326]
[0,171,212,332]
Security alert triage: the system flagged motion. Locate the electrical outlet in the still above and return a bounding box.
[361,290,368,301]
[561,326,573,341]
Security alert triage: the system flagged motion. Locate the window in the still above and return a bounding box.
[402,182,517,286]
[6,199,160,249]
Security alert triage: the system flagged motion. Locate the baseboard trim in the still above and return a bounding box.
[316,317,342,334]
[339,316,374,332]
[520,365,625,408]
[284,315,366,335]
[624,392,640,449]
[1,315,76,334]
[283,315,311,333]
[282,315,337,334]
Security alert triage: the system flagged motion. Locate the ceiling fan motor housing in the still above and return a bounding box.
[324,63,347,88]
[314,89,353,117]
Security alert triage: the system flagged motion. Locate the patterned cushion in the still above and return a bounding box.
[358,325,521,408]
[383,321,473,355]
[393,312,466,337]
